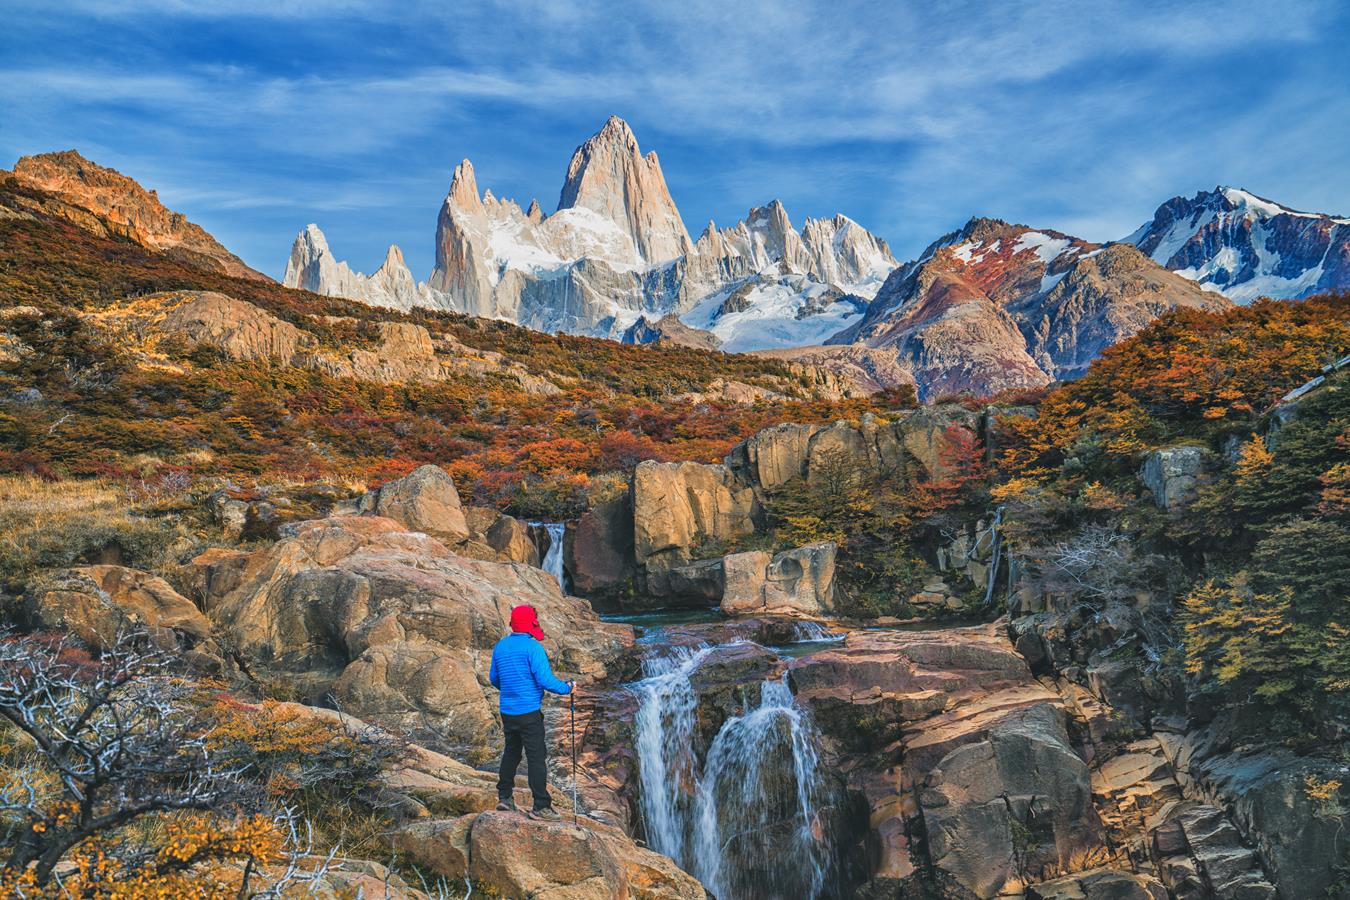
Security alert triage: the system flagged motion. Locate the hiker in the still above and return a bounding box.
[489,604,574,821]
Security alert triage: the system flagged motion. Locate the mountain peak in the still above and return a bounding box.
[556,117,690,264]
[447,159,481,211]
[10,148,269,281]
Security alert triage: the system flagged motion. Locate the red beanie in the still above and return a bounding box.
[509,605,545,641]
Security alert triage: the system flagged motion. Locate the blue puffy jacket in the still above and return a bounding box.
[489,633,572,715]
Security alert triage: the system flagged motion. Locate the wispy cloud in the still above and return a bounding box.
[2,0,1347,275]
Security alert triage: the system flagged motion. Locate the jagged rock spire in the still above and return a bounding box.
[556,115,691,265]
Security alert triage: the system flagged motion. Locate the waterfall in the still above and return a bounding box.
[540,522,566,590]
[634,651,835,900]
[635,645,714,864]
[790,620,842,643]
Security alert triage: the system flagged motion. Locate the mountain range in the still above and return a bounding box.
[277,117,1349,399]
[6,119,1346,401]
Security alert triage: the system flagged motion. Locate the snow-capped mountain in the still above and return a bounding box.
[833,217,1230,400]
[1123,186,1350,302]
[285,117,896,343]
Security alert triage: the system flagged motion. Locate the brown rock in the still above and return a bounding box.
[566,494,635,596]
[465,811,704,900]
[348,464,469,541]
[28,565,211,652]
[193,516,632,762]
[720,542,836,618]
[631,460,757,593]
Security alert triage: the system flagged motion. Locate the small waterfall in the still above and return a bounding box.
[635,645,714,864]
[634,651,835,900]
[540,522,566,590]
[790,620,842,643]
[692,676,832,899]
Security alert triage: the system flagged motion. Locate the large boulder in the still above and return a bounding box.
[394,811,705,900]
[27,565,212,653]
[720,542,836,618]
[566,494,636,597]
[631,460,757,594]
[920,703,1099,899]
[190,516,632,762]
[462,506,539,565]
[342,464,470,541]
[1138,446,1206,510]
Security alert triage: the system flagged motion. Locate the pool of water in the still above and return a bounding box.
[600,607,726,628]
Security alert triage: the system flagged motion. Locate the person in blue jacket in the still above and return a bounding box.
[489,604,574,820]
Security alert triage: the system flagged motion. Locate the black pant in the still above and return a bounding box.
[498,709,550,810]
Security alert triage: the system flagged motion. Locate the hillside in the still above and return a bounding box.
[0,172,891,521]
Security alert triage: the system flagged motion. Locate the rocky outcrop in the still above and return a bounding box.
[631,460,758,596]
[720,542,836,617]
[9,150,269,281]
[790,625,1104,898]
[620,314,722,351]
[566,494,636,597]
[1138,445,1207,510]
[87,291,302,363]
[26,565,212,654]
[1124,185,1350,302]
[88,290,562,393]
[750,343,919,395]
[1155,729,1346,899]
[340,464,469,541]
[189,516,631,762]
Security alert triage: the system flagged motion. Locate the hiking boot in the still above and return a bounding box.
[495,798,518,812]
[528,806,561,821]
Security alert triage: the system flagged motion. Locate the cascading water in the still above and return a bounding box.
[634,649,837,900]
[791,620,843,643]
[539,522,566,590]
[635,645,715,864]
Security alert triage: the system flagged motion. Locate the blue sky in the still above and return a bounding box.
[5,0,1350,280]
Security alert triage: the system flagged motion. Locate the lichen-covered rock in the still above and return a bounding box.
[28,565,212,653]
[720,542,836,618]
[1138,445,1206,510]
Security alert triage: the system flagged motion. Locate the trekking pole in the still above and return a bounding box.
[570,687,579,825]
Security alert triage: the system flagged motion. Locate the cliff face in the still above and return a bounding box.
[7,150,270,282]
